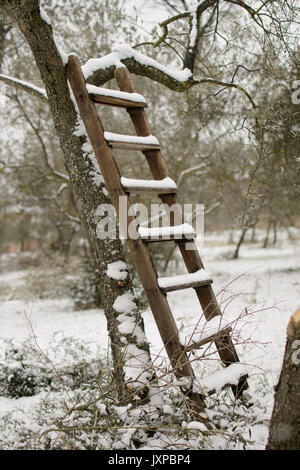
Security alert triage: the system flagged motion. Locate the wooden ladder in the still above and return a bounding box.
[67,56,248,414]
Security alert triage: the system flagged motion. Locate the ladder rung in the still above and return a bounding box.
[158,269,212,292]
[183,327,232,352]
[104,131,160,151]
[195,363,249,395]
[121,176,177,194]
[86,84,147,108]
[67,56,249,406]
[139,223,196,243]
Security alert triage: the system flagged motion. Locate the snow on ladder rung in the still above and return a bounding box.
[104,131,160,151]
[157,268,212,292]
[183,327,232,352]
[194,363,249,395]
[179,315,232,351]
[121,176,178,194]
[86,84,147,108]
[138,223,196,243]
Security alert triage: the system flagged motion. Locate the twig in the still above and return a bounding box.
[23,310,75,405]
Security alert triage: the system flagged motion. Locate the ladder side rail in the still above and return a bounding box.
[66,55,199,383]
[115,67,249,396]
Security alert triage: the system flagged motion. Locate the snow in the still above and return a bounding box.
[0,230,299,449]
[179,314,231,348]
[142,230,300,385]
[104,131,159,146]
[183,421,208,432]
[0,394,44,428]
[58,47,69,67]
[116,309,145,343]
[122,343,153,386]
[82,54,125,78]
[106,291,152,386]
[148,385,164,408]
[113,292,136,314]
[86,84,146,104]
[0,74,47,99]
[73,118,86,137]
[158,268,210,289]
[75,121,105,188]
[195,363,249,394]
[292,301,300,313]
[118,317,142,336]
[106,260,128,281]
[121,176,177,190]
[189,1,198,49]
[82,45,193,83]
[117,313,146,344]
[138,222,196,239]
[39,6,52,26]
[113,404,131,420]
[96,402,107,415]
[0,297,107,354]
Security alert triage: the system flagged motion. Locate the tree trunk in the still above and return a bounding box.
[272,220,277,246]
[250,226,256,243]
[267,309,300,449]
[2,0,153,402]
[263,218,272,248]
[0,20,9,71]
[0,25,5,71]
[232,227,248,259]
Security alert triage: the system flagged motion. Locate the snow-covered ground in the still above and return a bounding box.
[0,229,299,449]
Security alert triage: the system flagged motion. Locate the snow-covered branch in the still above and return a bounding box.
[0,74,47,101]
[82,45,193,86]
[84,45,256,108]
[204,200,221,215]
[177,162,208,187]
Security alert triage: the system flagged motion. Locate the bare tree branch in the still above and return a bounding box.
[12,94,69,181]
[161,0,185,14]
[155,12,190,47]
[184,0,218,72]
[144,1,288,76]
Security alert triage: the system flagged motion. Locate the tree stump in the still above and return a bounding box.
[267,309,300,449]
